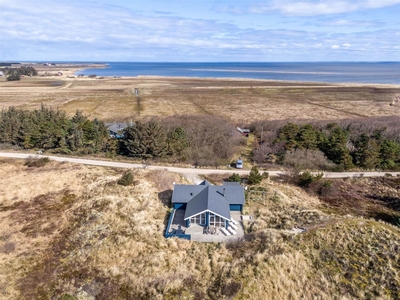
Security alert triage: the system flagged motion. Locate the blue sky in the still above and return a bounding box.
[1,0,399,61]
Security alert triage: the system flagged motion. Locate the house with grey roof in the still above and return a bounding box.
[165,180,245,240]
[106,123,127,138]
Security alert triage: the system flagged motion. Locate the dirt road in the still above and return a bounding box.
[1,152,400,179]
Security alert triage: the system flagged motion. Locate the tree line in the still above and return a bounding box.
[251,117,400,171]
[1,66,38,81]
[2,105,399,171]
[0,107,244,165]
[122,115,244,166]
[0,106,109,154]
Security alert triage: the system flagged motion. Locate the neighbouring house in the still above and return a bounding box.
[165,180,245,240]
[106,123,127,138]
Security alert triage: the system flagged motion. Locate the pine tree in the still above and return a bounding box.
[167,127,189,155]
[123,121,167,159]
[227,173,241,182]
[354,134,380,169]
[248,167,262,185]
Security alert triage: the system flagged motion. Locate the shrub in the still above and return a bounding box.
[24,156,50,167]
[117,171,134,186]
[270,191,281,202]
[227,173,241,182]
[283,149,336,170]
[248,167,262,185]
[298,171,323,187]
[6,73,20,81]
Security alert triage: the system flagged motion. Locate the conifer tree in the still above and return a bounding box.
[248,166,262,185]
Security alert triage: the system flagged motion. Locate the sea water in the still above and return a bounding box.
[75,62,400,84]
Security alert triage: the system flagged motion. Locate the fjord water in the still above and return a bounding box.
[76,62,400,84]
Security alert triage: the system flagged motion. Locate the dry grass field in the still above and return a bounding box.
[1,74,400,123]
[1,159,399,299]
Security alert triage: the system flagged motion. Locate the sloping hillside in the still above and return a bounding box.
[0,159,399,299]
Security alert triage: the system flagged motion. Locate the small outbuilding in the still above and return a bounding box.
[237,127,251,137]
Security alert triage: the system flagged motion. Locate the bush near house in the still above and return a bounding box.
[248,167,263,185]
[227,173,241,182]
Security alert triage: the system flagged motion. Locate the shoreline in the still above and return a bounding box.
[8,63,400,88]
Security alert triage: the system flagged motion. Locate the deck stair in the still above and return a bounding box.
[229,222,238,230]
[220,227,230,236]
[227,226,237,235]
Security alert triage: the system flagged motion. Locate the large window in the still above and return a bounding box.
[191,213,206,225]
[209,213,225,227]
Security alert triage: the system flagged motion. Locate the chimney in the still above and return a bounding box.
[223,188,226,197]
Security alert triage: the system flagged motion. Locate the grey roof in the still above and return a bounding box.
[199,180,210,186]
[172,180,245,220]
[184,186,231,220]
[171,184,207,203]
[172,182,244,205]
[106,123,128,134]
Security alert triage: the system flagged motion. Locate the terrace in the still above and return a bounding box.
[166,210,245,242]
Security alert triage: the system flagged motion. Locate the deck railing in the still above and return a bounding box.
[164,208,191,240]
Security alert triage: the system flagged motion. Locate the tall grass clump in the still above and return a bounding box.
[117,171,134,186]
[24,156,50,167]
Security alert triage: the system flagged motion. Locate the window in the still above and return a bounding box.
[191,213,206,225]
[209,212,225,227]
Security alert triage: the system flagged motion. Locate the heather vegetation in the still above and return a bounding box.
[251,116,400,171]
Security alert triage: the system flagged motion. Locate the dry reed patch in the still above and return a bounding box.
[295,219,400,299]
[145,170,184,206]
[1,77,400,122]
[202,173,231,185]
[309,177,400,224]
[245,183,329,232]
[0,159,101,206]
[0,161,118,299]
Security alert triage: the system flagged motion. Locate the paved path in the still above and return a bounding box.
[1,152,399,179]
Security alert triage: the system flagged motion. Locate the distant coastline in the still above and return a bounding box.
[72,61,400,85]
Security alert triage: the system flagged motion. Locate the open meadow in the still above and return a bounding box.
[1,73,400,124]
